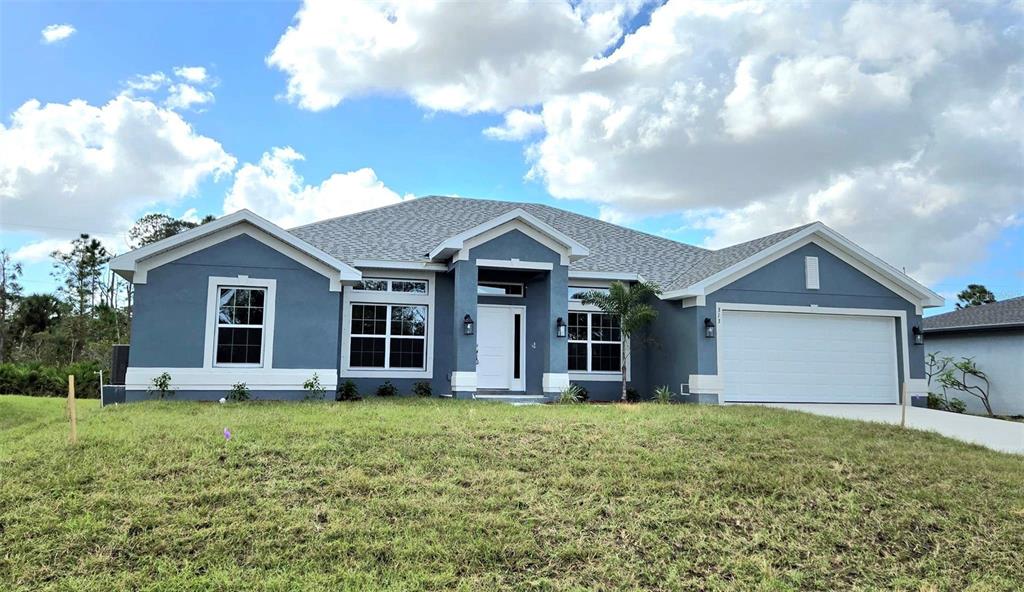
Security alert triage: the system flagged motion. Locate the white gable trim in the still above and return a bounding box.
[661,223,943,312]
[428,208,588,264]
[109,210,361,291]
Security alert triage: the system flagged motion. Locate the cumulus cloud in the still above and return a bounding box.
[483,109,545,141]
[267,0,638,112]
[174,66,208,83]
[41,24,75,44]
[0,96,236,238]
[165,83,215,111]
[268,0,1024,283]
[223,147,413,228]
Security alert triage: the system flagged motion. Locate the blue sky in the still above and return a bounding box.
[2,1,1022,313]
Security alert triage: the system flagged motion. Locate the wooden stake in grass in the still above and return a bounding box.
[900,382,908,429]
[68,374,78,445]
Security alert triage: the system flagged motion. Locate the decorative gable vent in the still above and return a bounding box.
[805,256,820,290]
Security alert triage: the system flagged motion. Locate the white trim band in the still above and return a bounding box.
[125,367,337,391]
[543,372,570,393]
[451,371,477,391]
[688,374,724,394]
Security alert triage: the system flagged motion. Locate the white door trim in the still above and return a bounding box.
[715,302,910,403]
[477,304,526,391]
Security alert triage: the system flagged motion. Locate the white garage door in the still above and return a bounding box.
[720,310,899,404]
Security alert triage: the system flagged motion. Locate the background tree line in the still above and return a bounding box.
[0,213,213,397]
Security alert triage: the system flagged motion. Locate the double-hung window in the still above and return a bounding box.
[350,303,427,369]
[215,287,266,366]
[567,311,622,372]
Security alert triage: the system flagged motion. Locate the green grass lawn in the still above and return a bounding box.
[1,396,1022,591]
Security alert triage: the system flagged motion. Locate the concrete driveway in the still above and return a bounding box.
[766,404,1024,455]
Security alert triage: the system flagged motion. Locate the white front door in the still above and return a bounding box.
[477,306,515,389]
[719,310,899,404]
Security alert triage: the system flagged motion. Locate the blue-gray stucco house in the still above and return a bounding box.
[109,196,944,404]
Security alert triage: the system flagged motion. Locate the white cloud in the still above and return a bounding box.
[41,24,75,44]
[165,83,215,111]
[123,72,170,93]
[483,109,545,141]
[174,66,208,83]
[223,147,413,228]
[0,96,236,239]
[267,0,640,113]
[10,238,72,264]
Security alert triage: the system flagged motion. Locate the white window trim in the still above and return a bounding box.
[204,276,276,369]
[567,310,630,381]
[342,270,435,379]
[477,281,525,298]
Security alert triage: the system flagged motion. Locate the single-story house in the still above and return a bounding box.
[108,196,943,403]
[923,296,1024,416]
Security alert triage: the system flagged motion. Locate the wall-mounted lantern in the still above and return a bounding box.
[912,325,923,345]
[704,317,716,339]
[556,316,567,338]
[463,314,475,336]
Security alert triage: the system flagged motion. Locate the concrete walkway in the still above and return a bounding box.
[766,404,1024,455]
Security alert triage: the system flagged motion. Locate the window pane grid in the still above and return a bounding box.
[567,311,621,373]
[215,287,266,366]
[353,278,428,294]
[349,303,427,370]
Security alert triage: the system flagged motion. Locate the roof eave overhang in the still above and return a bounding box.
[427,208,589,263]
[108,210,362,289]
[923,322,1024,334]
[660,223,944,311]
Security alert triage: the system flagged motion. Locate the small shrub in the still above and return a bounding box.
[336,379,360,401]
[148,371,175,400]
[572,383,589,402]
[413,381,433,398]
[227,382,251,402]
[653,385,674,404]
[557,384,583,404]
[376,381,398,397]
[625,387,640,403]
[927,391,967,414]
[948,398,967,414]
[302,373,327,401]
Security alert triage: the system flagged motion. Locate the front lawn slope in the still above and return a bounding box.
[1,397,1021,591]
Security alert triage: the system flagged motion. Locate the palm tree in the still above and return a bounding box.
[580,281,662,402]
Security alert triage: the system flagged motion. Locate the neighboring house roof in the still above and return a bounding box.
[110,209,362,290]
[923,296,1024,332]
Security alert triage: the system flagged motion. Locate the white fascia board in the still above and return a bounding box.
[109,209,362,285]
[660,223,944,309]
[353,259,448,271]
[568,270,640,281]
[427,208,589,262]
[476,258,553,271]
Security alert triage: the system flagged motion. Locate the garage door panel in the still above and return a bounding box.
[720,310,899,404]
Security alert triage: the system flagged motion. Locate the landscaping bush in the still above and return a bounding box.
[412,381,432,398]
[302,373,327,401]
[148,371,175,400]
[625,387,640,403]
[336,379,360,401]
[376,381,399,397]
[652,385,674,404]
[557,384,583,404]
[572,383,589,402]
[227,382,251,402]
[0,361,102,398]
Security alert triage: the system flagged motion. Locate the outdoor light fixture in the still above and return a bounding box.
[912,325,923,345]
[704,317,716,338]
[463,314,475,336]
[556,317,567,338]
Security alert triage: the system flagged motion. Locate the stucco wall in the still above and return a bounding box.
[129,233,340,370]
[925,328,1024,416]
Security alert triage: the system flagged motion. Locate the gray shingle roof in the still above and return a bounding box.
[288,196,811,291]
[923,296,1024,332]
